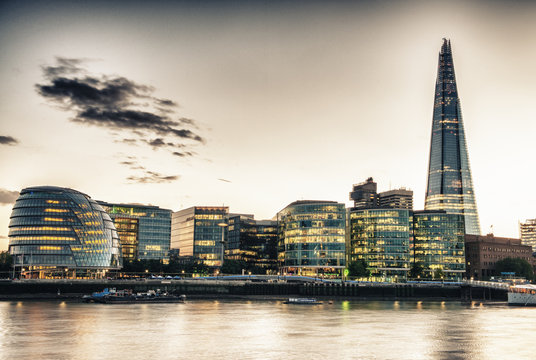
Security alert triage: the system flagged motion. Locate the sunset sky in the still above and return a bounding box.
[1,0,535,250]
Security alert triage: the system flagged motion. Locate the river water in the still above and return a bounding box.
[0,299,534,360]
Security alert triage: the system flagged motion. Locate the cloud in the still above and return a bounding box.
[127,171,180,184]
[0,136,19,146]
[173,151,195,157]
[0,189,19,205]
[218,178,232,183]
[36,57,205,158]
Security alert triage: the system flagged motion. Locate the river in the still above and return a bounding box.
[0,299,534,359]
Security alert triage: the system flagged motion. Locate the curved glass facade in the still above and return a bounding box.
[348,209,410,281]
[277,201,345,276]
[8,186,122,277]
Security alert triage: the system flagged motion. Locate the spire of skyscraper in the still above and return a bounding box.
[424,39,481,235]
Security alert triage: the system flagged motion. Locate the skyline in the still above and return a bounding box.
[1,0,536,250]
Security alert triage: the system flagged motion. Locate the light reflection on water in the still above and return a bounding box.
[0,300,534,360]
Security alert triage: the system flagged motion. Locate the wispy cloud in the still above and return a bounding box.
[218,178,232,183]
[127,171,180,184]
[0,188,19,205]
[0,135,19,146]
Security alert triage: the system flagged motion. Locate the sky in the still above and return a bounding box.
[1,0,535,250]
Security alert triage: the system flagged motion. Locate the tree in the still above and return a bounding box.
[433,268,445,280]
[347,259,370,278]
[0,251,13,278]
[495,257,534,281]
[409,262,425,279]
[221,260,246,274]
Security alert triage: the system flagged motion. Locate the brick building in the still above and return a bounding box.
[465,234,535,280]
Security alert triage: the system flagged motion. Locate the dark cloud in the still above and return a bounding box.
[172,151,195,157]
[0,189,19,205]
[0,136,19,146]
[36,57,205,158]
[42,57,85,78]
[156,99,178,107]
[127,171,180,184]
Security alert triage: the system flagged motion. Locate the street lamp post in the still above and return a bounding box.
[217,222,228,271]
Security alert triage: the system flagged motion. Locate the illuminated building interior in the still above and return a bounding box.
[8,186,122,279]
[171,206,229,267]
[98,202,171,261]
[348,209,411,281]
[277,201,345,277]
[412,210,465,281]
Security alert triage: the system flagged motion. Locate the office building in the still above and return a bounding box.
[350,177,413,210]
[227,214,277,271]
[98,202,172,261]
[171,206,228,267]
[378,188,413,210]
[277,200,345,277]
[424,39,481,235]
[349,177,378,209]
[347,208,411,281]
[520,219,536,252]
[413,210,466,280]
[465,234,535,280]
[8,186,122,278]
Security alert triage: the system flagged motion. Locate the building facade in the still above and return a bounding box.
[424,39,481,235]
[98,202,172,261]
[520,219,536,252]
[277,201,345,277]
[347,208,411,281]
[227,214,277,271]
[171,206,228,267]
[8,186,122,278]
[465,234,535,280]
[412,210,466,280]
[378,189,413,210]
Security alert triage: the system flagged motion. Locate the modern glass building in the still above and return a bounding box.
[425,39,481,235]
[412,210,465,281]
[98,202,171,261]
[347,209,411,281]
[520,219,536,252]
[8,186,122,279]
[171,206,228,268]
[227,214,277,271]
[277,201,345,277]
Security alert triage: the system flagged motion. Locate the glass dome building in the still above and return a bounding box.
[8,186,122,278]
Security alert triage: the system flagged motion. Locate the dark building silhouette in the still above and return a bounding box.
[425,39,481,235]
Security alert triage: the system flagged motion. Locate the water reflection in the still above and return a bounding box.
[0,300,534,360]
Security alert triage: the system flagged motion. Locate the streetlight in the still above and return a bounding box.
[217,222,228,270]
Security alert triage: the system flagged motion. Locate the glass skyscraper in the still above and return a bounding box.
[425,39,481,235]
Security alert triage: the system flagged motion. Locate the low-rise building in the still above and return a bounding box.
[465,234,535,280]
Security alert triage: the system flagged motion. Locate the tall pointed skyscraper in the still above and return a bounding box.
[425,39,481,235]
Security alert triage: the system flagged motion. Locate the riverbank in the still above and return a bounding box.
[0,279,508,301]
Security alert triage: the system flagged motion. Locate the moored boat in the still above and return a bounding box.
[84,288,186,304]
[283,297,323,305]
[508,284,536,306]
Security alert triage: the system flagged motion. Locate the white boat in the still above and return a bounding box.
[283,298,323,305]
[508,284,536,306]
